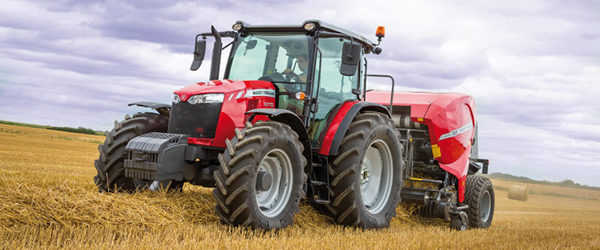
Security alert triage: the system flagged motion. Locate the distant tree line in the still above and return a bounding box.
[0,120,47,129]
[488,172,600,191]
[1,120,104,136]
[47,126,97,135]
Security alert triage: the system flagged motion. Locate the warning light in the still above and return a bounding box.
[376,26,385,39]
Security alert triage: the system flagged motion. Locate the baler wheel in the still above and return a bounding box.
[324,112,403,228]
[93,112,173,192]
[213,121,306,229]
[450,212,468,231]
[463,175,495,228]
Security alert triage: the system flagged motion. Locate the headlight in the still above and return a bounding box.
[173,93,180,104]
[187,93,225,104]
[232,22,243,31]
[304,22,315,31]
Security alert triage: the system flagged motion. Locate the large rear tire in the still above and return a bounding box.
[93,112,178,192]
[325,113,403,228]
[213,121,307,229]
[463,175,495,228]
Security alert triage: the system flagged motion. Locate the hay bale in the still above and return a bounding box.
[508,185,529,201]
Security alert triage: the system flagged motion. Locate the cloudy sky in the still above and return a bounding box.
[1,0,598,186]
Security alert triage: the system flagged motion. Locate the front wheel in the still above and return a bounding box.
[212,121,307,229]
[93,113,169,192]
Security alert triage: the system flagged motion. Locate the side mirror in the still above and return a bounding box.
[246,40,257,50]
[190,39,206,71]
[340,42,361,76]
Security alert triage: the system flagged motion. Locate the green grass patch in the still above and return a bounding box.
[0,128,29,135]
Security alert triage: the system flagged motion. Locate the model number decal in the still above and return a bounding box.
[244,89,275,98]
[439,123,473,141]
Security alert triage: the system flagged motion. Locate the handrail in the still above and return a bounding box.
[366,74,395,111]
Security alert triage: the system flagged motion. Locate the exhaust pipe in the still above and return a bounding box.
[209,25,222,80]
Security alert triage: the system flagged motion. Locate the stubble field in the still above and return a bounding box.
[1,124,600,249]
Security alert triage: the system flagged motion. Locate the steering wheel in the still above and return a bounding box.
[283,71,302,83]
[258,72,301,92]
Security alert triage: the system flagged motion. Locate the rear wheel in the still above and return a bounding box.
[463,175,495,228]
[213,121,306,229]
[93,113,176,192]
[325,113,403,228]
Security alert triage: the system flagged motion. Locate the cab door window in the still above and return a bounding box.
[309,37,360,147]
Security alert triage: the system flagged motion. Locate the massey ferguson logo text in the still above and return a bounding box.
[439,123,473,141]
[244,89,276,98]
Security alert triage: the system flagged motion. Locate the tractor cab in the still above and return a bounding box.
[192,20,380,148]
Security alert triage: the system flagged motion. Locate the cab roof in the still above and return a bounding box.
[236,19,377,50]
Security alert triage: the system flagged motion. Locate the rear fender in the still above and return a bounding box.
[319,102,391,156]
[245,109,312,174]
[129,102,171,117]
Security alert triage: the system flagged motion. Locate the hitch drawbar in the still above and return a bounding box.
[123,133,188,181]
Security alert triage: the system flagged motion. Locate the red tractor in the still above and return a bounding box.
[94,20,494,230]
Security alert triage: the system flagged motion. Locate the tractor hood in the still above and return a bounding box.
[170,79,277,149]
[173,79,275,102]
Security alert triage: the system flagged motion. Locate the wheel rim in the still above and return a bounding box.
[481,189,492,222]
[149,181,160,191]
[360,139,393,214]
[255,148,293,218]
[147,180,178,191]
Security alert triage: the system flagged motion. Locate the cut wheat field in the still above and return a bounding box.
[1,124,599,249]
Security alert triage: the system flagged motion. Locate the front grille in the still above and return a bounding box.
[168,102,222,138]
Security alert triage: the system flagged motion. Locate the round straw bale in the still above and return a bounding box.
[508,185,529,201]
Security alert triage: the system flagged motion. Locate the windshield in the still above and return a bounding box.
[227,33,311,84]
